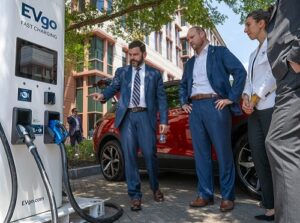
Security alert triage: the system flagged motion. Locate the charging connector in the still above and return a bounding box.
[17,124,58,223]
[48,120,68,144]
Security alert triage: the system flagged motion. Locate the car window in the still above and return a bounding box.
[165,84,181,109]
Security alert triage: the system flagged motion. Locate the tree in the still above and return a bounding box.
[64,0,275,71]
[66,0,275,32]
[220,0,275,23]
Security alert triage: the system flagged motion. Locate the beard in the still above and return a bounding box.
[130,58,144,67]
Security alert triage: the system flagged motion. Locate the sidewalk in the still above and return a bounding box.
[70,170,264,223]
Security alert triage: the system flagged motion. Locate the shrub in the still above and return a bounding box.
[65,139,97,168]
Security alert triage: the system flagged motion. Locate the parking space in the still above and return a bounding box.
[71,171,264,222]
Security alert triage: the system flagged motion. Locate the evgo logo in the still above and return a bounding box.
[21,2,57,30]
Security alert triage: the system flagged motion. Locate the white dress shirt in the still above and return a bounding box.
[74,116,80,131]
[243,39,276,110]
[129,63,147,108]
[191,44,216,96]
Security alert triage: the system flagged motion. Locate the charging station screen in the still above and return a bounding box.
[15,38,57,84]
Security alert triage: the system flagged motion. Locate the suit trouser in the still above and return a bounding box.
[248,108,274,209]
[266,70,300,223]
[70,130,83,146]
[189,98,235,200]
[119,110,159,200]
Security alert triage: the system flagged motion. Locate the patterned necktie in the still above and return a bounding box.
[132,67,141,107]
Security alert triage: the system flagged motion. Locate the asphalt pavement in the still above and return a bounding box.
[71,170,266,223]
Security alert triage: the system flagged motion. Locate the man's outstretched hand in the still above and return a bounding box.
[87,92,105,102]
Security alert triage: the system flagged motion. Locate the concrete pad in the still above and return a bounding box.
[71,172,265,223]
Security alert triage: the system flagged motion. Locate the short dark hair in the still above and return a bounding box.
[129,40,146,53]
[246,8,272,28]
[71,108,77,113]
[190,26,205,34]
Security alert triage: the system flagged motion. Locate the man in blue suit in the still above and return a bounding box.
[89,40,168,211]
[179,26,246,212]
[67,108,83,156]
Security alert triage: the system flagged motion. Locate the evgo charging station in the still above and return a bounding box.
[0,0,65,221]
[0,0,123,222]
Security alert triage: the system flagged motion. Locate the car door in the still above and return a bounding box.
[157,81,194,157]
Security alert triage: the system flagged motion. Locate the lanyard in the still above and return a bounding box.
[251,51,259,82]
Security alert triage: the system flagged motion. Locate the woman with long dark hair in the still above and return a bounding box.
[243,8,276,221]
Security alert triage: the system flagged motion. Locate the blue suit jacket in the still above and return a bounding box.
[179,45,247,116]
[102,65,168,130]
[67,115,83,136]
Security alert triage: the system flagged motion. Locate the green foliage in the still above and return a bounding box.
[64,0,276,72]
[65,139,97,164]
[218,0,276,23]
[66,0,228,38]
[64,1,87,73]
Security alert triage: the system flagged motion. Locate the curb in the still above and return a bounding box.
[69,165,101,179]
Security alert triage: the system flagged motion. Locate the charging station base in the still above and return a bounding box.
[12,197,105,223]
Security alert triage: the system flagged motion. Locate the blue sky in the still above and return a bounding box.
[215,2,258,69]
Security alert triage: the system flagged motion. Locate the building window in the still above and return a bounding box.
[87,75,104,137]
[155,32,162,54]
[176,48,182,68]
[90,0,104,11]
[75,76,84,113]
[89,36,104,71]
[107,43,114,75]
[145,35,149,45]
[175,27,180,47]
[181,38,189,56]
[76,89,83,113]
[166,40,173,61]
[166,22,172,38]
[122,50,128,67]
[207,29,211,42]
[88,75,103,86]
[77,0,85,12]
[181,17,187,26]
[88,87,102,112]
[88,113,102,138]
[76,77,83,87]
[107,0,112,12]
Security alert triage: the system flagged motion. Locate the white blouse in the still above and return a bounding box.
[243,39,276,110]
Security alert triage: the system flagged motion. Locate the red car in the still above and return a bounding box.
[93,80,260,198]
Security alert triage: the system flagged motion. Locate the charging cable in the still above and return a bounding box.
[17,124,58,223]
[0,122,17,223]
[49,120,123,223]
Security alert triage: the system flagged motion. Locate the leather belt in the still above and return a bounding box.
[128,107,147,112]
[190,93,218,100]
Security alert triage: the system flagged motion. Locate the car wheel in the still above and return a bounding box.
[234,133,261,199]
[100,140,125,181]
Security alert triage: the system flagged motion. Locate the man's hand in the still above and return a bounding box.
[182,104,192,114]
[288,61,300,73]
[242,94,254,115]
[159,124,168,134]
[215,99,233,110]
[87,92,105,101]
